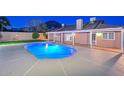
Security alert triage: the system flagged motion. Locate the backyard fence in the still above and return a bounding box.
[0,32,34,41]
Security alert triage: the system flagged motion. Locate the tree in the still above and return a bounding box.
[24,19,42,32]
[0,16,11,31]
[32,32,40,39]
[39,23,48,32]
[24,19,48,33]
[24,19,49,39]
[45,20,62,30]
[0,16,11,39]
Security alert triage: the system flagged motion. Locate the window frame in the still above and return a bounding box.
[103,32,115,40]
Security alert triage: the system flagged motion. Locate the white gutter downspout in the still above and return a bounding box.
[90,31,93,48]
[121,29,124,53]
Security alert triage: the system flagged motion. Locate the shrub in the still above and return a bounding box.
[32,32,40,39]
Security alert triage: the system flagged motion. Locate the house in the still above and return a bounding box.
[47,17,124,53]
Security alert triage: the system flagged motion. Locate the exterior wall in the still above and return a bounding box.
[48,31,121,49]
[75,32,90,45]
[96,32,121,48]
[48,33,61,42]
[48,33,54,41]
[63,33,73,45]
[115,32,121,48]
[55,33,61,42]
[0,32,46,41]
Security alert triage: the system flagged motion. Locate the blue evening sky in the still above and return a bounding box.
[7,16,124,28]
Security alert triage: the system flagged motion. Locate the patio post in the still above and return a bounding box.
[47,33,49,42]
[90,31,93,48]
[121,29,124,53]
[72,33,75,46]
[61,33,63,44]
[53,33,56,42]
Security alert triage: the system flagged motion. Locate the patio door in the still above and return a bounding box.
[92,34,96,45]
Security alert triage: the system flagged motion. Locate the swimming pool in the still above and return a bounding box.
[24,42,76,59]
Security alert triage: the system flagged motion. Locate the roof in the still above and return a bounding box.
[57,25,76,31]
[47,27,123,34]
[49,20,121,32]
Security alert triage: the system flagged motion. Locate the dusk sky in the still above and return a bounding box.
[7,16,124,28]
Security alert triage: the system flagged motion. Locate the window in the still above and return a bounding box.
[56,33,60,36]
[109,33,114,39]
[103,32,115,40]
[65,34,73,41]
[92,34,96,42]
[103,33,108,39]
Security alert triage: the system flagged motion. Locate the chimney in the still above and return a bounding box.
[90,17,96,23]
[76,19,83,30]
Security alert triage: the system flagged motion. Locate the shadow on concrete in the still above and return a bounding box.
[103,53,122,67]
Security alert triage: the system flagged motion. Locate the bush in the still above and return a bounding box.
[32,32,40,39]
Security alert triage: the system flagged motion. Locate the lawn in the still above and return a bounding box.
[0,40,46,45]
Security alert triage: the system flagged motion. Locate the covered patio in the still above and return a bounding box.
[47,27,124,53]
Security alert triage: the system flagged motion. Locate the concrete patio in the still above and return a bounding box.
[0,43,124,76]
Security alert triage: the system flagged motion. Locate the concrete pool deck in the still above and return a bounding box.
[0,43,124,76]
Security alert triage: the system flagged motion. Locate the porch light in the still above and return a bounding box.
[96,33,102,37]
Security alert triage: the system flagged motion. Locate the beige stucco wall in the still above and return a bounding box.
[75,32,90,45]
[0,32,34,41]
[96,32,121,48]
[0,32,46,41]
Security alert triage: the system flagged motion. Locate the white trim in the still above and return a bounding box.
[47,27,123,34]
[72,33,75,46]
[102,32,115,40]
[47,33,49,41]
[92,34,97,45]
[60,33,63,44]
[95,33,97,45]
[121,30,124,53]
[90,32,93,48]
[53,33,55,42]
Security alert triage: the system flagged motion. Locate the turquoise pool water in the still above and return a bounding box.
[24,42,76,59]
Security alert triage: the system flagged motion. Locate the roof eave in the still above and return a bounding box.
[47,27,123,34]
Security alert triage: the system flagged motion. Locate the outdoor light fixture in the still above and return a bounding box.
[96,33,102,37]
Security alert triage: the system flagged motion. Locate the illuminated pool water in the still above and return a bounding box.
[24,42,76,59]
